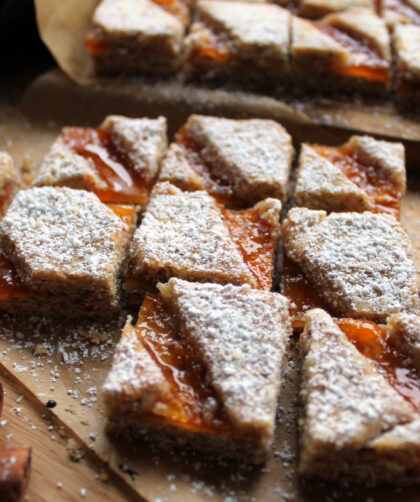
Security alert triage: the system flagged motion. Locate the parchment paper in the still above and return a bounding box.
[34,0,420,142]
[0,71,420,502]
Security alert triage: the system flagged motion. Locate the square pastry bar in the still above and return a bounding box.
[300,309,420,484]
[85,0,189,75]
[124,182,281,302]
[294,135,405,217]
[393,23,420,109]
[184,1,291,88]
[158,114,294,207]
[282,208,419,328]
[291,8,391,95]
[103,278,292,463]
[0,186,137,319]
[33,115,167,206]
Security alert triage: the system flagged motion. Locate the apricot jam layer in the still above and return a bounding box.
[62,127,152,205]
[319,24,389,83]
[0,204,134,301]
[223,207,276,291]
[85,32,114,56]
[338,319,420,413]
[282,257,326,330]
[134,294,232,433]
[312,144,400,219]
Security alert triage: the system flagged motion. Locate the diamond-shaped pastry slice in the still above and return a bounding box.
[125,182,281,299]
[394,24,420,109]
[292,8,391,95]
[158,115,293,207]
[0,152,19,217]
[300,309,420,483]
[104,278,292,463]
[282,208,419,326]
[184,1,291,87]
[0,187,136,319]
[85,0,188,75]
[295,136,405,216]
[34,115,167,206]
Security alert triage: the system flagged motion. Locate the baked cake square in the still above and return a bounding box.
[104,278,292,463]
[158,115,294,206]
[184,0,291,87]
[393,23,420,109]
[85,0,188,75]
[291,8,391,95]
[294,135,405,216]
[34,115,167,206]
[0,187,136,319]
[300,309,420,484]
[379,0,420,27]
[0,153,19,217]
[282,208,419,326]
[125,182,281,299]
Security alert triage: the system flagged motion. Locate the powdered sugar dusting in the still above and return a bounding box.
[129,182,256,287]
[162,278,291,441]
[0,187,128,289]
[300,309,416,458]
[185,115,293,203]
[101,115,167,180]
[284,208,419,321]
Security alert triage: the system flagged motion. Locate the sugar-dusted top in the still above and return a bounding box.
[103,319,169,398]
[0,186,127,288]
[101,115,167,180]
[394,23,420,79]
[159,278,291,438]
[295,143,373,212]
[197,1,290,50]
[283,208,419,321]
[345,135,406,195]
[33,137,106,191]
[130,182,256,287]
[300,309,416,452]
[388,313,420,373]
[184,115,293,202]
[323,8,391,61]
[93,0,183,36]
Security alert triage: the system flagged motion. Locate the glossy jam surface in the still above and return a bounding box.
[62,127,151,205]
[223,208,276,291]
[312,144,401,219]
[0,254,32,300]
[177,127,236,207]
[282,257,325,330]
[338,319,420,412]
[134,294,232,432]
[319,24,389,83]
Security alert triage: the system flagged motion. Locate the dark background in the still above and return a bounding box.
[0,0,54,106]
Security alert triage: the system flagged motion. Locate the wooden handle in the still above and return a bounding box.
[0,447,32,502]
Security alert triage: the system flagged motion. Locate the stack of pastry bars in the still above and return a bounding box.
[1,113,420,482]
[85,0,420,107]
